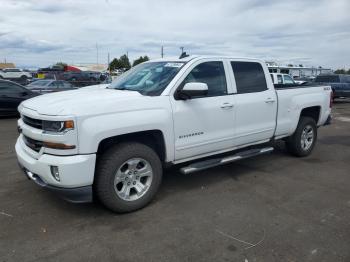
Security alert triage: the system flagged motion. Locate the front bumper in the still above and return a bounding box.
[19,165,92,203]
[15,137,96,203]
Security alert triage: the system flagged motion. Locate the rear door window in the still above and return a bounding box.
[56,81,65,88]
[49,82,59,88]
[230,62,268,93]
[62,82,73,88]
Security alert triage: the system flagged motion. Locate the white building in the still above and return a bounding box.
[266,61,332,78]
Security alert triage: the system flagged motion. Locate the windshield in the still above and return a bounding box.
[28,80,51,87]
[109,62,185,96]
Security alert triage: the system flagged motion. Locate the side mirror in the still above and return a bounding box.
[176,82,208,100]
[21,91,29,96]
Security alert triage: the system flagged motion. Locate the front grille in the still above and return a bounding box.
[23,135,43,152]
[22,115,42,130]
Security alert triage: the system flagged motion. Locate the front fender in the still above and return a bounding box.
[77,108,174,162]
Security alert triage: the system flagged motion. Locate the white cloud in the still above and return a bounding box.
[0,0,349,68]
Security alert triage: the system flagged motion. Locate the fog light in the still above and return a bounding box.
[50,166,60,181]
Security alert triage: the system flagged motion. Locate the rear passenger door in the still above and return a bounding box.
[230,61,277,146]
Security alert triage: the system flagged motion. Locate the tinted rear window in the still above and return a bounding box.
[315,75,340,83]
[231,62,268,94]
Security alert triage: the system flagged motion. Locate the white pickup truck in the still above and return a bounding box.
[15,56,332,212]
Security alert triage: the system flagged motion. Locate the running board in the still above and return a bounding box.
[180,147,274,175]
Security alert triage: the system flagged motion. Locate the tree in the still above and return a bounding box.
[55,62,67,67]
[53,62,67,70]
[109,58,122,71]
[334,69,347,74]
[109,54,131,71]
[132,56,150,67]
[119,54,131,69]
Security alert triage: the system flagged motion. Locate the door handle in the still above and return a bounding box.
[265,98,276,103]
[221,103,234,109]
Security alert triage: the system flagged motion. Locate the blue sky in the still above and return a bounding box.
[0,0,349,69]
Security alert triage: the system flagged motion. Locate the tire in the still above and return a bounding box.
[95,142,163,213]
[286,117,317,157]
[20,75,28,84]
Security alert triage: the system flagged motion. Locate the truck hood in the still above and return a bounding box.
[80,83,110,90]
[21,88,144,116]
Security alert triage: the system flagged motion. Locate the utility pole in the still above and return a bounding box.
[96,43,99,65]
[107,52,110,73]
[180,46,184,54]
[161,46,164,58]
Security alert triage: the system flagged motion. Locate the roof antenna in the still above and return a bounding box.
[179,51,189,59]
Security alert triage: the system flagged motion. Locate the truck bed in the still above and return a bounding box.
[274,84,332,138]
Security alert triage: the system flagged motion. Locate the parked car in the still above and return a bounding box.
[293,76,314,85]
[0,80,38,116]
[0,68,32,84]
[61,71,104,86]
[16,56,332,213]
[314,74,350,99]
[26,80,76,94]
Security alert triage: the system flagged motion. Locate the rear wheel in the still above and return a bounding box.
[95,142,162,213]
[286,117,317,157]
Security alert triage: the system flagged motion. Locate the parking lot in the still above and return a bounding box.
[0,101,349,262]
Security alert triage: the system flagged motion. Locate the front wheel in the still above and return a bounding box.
[95,142,163,213]
[286,117,317,157]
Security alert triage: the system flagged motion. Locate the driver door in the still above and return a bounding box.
[170,60,235,161]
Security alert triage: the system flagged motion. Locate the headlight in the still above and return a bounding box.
[42,120,74,133]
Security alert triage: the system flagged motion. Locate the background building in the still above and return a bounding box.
[0,62,15,69]
[266,61,332,78]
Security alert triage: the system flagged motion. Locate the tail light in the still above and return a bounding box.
[329,91,333,108]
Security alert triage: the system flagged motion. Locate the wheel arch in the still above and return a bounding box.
[299,106,321,124]
[97,130,167,163]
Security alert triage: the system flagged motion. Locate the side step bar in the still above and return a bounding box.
[180,147,274,174]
